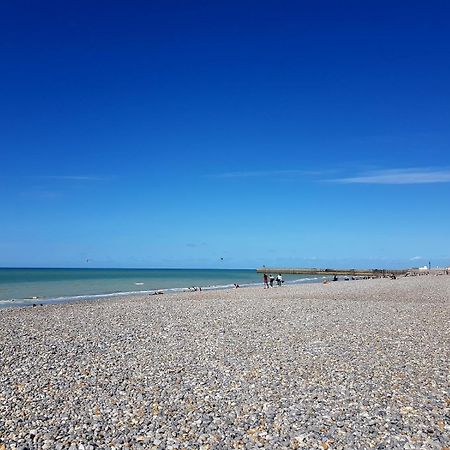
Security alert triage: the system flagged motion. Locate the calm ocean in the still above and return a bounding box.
[0,268,320,308]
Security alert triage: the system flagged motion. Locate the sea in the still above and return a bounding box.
[0,268,320,309]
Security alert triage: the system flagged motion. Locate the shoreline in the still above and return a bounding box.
[3,266,447,310]
[0,276,325,310]
[1,276,449,449]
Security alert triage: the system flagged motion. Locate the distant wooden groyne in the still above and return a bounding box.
[256,267,409,277]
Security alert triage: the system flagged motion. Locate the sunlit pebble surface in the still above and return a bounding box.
[1,276,449,450]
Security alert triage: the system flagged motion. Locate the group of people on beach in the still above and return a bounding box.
[263,273,283,288]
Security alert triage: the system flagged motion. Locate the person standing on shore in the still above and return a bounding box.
[263,273,269,289]
[276,273,283,287]
[269,274,275,287]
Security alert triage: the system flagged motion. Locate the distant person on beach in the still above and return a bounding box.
[269,274,275,287]
[276,274,283,287]
[263,273,269,289]
[333,275,338,281]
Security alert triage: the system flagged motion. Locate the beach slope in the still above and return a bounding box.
[1,276,449,449]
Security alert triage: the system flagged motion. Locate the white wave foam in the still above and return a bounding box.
[1,276,323,309]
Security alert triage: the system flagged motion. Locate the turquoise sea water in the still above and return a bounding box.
[0,268,320,308]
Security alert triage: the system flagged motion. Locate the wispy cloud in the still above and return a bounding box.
[42,175,110,181]
[20,175,111,200]
[329,168,450,185]
[211,167,450,185]
[21,189,62,199]
[211,169,333,179]
[212,170,304,179]
[410,256,423,261]
[186,242,207,248]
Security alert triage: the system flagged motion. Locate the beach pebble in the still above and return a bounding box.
[0,276,449,449]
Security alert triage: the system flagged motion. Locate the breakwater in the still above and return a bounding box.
[256,267,408,276]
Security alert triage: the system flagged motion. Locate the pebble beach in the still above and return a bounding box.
[1,276,449,450]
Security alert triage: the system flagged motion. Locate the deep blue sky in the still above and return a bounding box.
[1,1,449,269]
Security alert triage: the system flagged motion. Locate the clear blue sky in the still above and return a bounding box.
[1,1,449,269]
